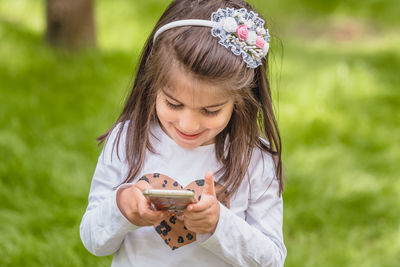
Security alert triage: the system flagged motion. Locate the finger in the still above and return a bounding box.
[135,187,171,223]
[134,187,158,215]
[132,186,150,204]
[203,171,216,197]
[184,209,209,220]
[183,220,210,234]
[186,196,212,212]
[137,199,169,223]
[135,180,151,191]
[148,211,170,224]
[184,219,208,229]
[136,212,167,226]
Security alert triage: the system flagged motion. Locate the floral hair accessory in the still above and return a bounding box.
[153,7,270,68]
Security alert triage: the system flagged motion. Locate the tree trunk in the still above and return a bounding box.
[46,0,96,49]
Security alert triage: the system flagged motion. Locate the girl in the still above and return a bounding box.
[80,0,286,266]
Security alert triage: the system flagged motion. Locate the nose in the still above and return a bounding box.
[178,109,200,134]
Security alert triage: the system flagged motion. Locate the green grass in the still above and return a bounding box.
[279,38,400,266]
[1,1,399,266]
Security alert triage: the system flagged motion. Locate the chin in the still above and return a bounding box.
[175,139,201,150]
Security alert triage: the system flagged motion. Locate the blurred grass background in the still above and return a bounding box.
[0,0,399,266]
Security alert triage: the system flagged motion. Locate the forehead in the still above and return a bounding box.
[162,68,233,107]
[162,67,233,106]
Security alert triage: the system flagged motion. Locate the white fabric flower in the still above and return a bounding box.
[245,20,254,29]
[262,42,270,56]
[210,7,270,68]
[246,31,257,45]
[256,27,266,36]
[223,17,238,32]
[238,14,246,24]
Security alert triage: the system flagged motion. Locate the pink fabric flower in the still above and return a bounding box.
[236,25,248,41]
[255,36,265,49]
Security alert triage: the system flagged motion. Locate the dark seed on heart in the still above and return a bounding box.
[186,233,193,240]
[138,176,149,183]
[156,220,171,236]
[195,179,205,186]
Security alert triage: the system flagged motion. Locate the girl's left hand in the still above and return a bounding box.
[183,171,220,234]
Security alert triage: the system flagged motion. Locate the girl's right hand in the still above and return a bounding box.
[116,181,169,226]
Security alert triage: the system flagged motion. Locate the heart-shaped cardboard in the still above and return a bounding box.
[138,173,230,250]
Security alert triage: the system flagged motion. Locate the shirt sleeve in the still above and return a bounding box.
[198,150,286,267]
[79,123,140,256]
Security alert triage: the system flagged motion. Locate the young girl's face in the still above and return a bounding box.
[156,71,234,150]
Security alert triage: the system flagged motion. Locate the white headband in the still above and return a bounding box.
[154,20,215,41]
[153,7,270,68]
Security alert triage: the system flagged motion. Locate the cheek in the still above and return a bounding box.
[156,99,175,122]
[207,108,233,130]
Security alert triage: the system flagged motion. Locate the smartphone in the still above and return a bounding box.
[142,189,197,214]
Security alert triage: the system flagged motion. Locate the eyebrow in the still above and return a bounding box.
[161,89,228,108]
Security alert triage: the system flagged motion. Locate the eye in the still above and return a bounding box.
[202,109,221,116]
[165,99,182,110]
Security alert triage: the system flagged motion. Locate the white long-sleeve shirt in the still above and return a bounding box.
[80,121,286,266]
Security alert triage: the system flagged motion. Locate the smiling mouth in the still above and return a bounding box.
[175,128,203,140]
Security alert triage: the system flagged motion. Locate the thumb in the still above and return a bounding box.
[135,180,151,191]
[202,171,216,197]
